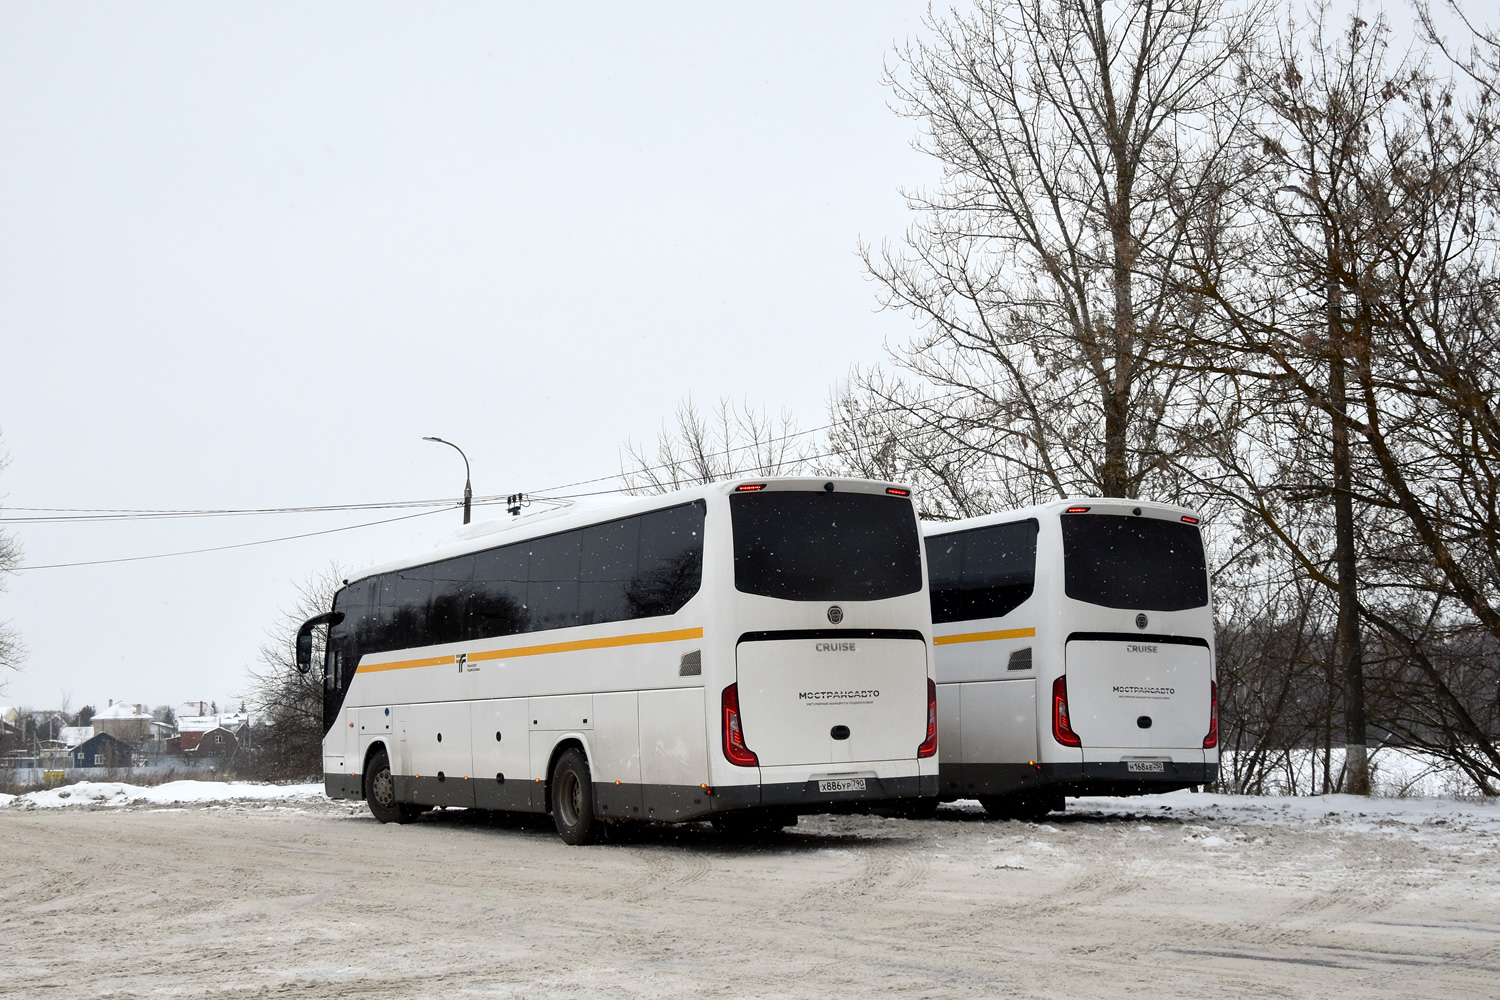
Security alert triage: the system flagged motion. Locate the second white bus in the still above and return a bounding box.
[923,499,1218,819]
[297,477,939,843]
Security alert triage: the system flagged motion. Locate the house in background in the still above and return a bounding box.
[0,706,19,751]
[175,701,214,721]
[186,726,239,762]
[176,716,217,752]
[92,701,154,744]
[177,712,250,752]
[71,731,133,769]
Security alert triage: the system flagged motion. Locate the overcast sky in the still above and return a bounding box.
[0,3,940,711]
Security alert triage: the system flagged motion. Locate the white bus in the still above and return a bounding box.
[923,499,1217,819]
[296,477,939,843]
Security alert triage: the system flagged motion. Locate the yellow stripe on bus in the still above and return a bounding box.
[355,626,706,675]
[933,627,1036,646]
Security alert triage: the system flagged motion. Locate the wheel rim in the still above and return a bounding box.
[557,770,580,827]
[372,767,396,808]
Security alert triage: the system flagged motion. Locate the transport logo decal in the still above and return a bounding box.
[1126,644,1159,653]
[1113,685,1175,699]
[827,606,844,624]
[1136,613,1149,629]
[814,641,857,652]
[800,689,881,704]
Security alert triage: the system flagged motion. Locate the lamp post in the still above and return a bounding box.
[422,436,472,525]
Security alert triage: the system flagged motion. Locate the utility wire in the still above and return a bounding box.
[4,381,993,569]
[0,496,511,524]
[2,383,989,525]
[13,507,452,571]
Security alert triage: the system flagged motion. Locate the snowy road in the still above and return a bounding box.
[2,788,1497,998]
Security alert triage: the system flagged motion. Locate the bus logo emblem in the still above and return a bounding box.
[1135,613,1148,630]
[827,606,844,624]
[456,652,468,673]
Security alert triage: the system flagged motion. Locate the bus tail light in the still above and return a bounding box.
[1203,682,1219,749]
[1181,515,1200,524]
[1065,506,1091,514]
[1052,676,1082,747]
[735,483,766,492]
[917,678,938,758]
[886,487,911,497]
[722,684,759,766]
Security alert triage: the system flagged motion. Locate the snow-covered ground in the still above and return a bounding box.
[0,778,325,810]
[5,777,1496,835]
[3,782,1497,998]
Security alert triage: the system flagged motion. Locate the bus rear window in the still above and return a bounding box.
[731,491,922,602]
[1061,514,1207,611]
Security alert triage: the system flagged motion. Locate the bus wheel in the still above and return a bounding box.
[364,748,417,825]
[550,749,600,845]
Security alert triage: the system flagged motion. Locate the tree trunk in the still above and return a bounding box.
[1329,282,1369,795]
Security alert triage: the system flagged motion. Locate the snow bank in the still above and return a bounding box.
[1067,787,1500,838]
[2,779,325,810]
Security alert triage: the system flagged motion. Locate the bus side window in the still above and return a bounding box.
[929,520,1038,624]
[389,566,435,650]
[469,544,529,640]
[428,555,473,646]
[927,536,964,624]
[580,516,640,626]
[962,520,1037,619]
[629,502,705,618]
[527,530,582,632]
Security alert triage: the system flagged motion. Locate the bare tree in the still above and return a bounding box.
[849,0,1268,511]
[0,432,24,685]
[1179,6,1500,793]
[246,564,344,780]
[621,396,816,495]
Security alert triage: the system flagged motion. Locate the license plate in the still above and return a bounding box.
[818,778,867,793]
[1127,761,1165,773]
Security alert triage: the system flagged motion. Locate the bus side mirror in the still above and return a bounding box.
[294,612,345,674]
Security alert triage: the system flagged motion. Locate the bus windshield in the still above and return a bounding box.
[731,491,922,601]
[1061,514,1208,612]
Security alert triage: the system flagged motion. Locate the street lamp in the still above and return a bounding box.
[422,436,472,524]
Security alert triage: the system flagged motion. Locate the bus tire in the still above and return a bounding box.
[550,749,600,845]
[365,748,418,825]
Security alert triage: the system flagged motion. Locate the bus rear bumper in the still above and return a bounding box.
[710,773,939,817]
[1041,759,1218,796]
[939,759,1218,800]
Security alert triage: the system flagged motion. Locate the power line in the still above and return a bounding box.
[2,382,990,526]
[13,508,450,571]
[0,495,510,525]
[4,382,994,570]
